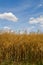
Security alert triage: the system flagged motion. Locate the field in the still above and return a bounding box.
[0,32,43,65]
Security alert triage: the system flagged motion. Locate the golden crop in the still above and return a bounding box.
[0,32,43,64]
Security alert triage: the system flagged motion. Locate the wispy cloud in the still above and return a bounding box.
[0,12,18,22]
[38,4,43,7]
[12,4,30,13]
[30,3,43,14]
[29,15,43,24]
[34,3,43,10]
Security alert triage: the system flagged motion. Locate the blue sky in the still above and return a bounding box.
[0,0,43,33]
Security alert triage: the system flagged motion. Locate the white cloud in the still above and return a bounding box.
[40,24,43,28]
[0,12,18,22]
[29,15,43,24]
[4,26,11,30]
[3,26,14,33]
